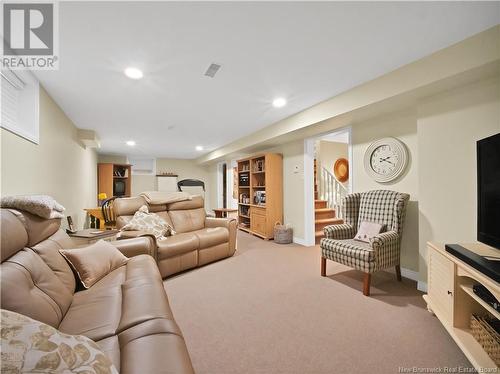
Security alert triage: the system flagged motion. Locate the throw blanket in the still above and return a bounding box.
[121,205,176,239]
[1,195,65,219]
[139,191,192,205]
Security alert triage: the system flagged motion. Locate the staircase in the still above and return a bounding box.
[314,159,343,244]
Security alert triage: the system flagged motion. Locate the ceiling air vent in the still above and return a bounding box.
[204,63,221,78]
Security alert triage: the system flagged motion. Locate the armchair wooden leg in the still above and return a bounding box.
[363,273,371,296]
[321,257,326,277]
[395,265,402,282]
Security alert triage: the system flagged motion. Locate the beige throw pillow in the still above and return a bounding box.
[121,205,176,239]
[59,240,128,289]
[354,221,384,243]
[1,309,118,374]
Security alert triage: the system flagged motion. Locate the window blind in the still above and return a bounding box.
[0,69,39,144]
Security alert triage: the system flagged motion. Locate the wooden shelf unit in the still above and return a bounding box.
[236,153,283,240]
[425,242,500,371]
[98,163,132,202]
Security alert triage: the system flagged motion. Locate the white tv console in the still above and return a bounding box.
[424,242,499,371]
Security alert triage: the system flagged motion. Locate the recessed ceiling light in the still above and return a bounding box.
[272,97,287,108]
[124,67,143,80]
[195,145,204,151]
[126,140,136,146]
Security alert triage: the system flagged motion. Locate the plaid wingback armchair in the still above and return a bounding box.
[320,190,410,296]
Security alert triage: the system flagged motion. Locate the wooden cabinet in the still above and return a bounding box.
[250,207,266,236]
[97,163,132,203]
[424,242,499,371]
[237,153,283,240]
[428,248,455,322]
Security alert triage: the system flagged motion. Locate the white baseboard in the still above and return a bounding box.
[293,237,308,246]
[417,281,428,293]
[401,268,427,292]
[400,267,419,282]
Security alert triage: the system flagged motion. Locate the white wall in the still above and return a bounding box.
[417,76,500,282]
[317,140,348,175]
[1,87,98,229]
[351,109,419,272]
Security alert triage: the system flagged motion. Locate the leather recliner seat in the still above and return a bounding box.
[114,195,237,278]
[0,208,194,374]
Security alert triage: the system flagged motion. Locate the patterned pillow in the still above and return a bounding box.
[354,221,384,243]
[1,309,117,374]
[121,205,175,238]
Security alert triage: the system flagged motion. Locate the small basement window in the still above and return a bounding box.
[1,69,39,144]
[129,157,156,175]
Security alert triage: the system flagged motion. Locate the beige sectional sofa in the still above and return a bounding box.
[0,208,194,373]
[114,195,238,278]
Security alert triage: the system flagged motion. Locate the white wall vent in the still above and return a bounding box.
[204,63,221,78]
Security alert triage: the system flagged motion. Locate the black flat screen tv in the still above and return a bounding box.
[477,133,500,249]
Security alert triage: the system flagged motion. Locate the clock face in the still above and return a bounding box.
[364,138,408,183]
[370,145,399,176]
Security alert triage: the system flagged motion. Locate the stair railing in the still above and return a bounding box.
[319,166,348,218]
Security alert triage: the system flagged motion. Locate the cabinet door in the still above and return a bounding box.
[428,247,455,323]
[250,208,266,236]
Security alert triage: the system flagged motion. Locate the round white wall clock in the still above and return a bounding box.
[363,137,408,183]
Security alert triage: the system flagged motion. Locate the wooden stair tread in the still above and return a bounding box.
[315,218,342,224]
[315,208,335,213]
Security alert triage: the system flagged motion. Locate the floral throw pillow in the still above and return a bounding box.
[1,309,117,374]
[121,205,176,239]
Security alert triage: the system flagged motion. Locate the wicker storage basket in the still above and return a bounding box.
[274,222,293,244]
[470,314,500,366]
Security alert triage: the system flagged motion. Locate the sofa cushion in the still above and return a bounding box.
[59,255,175,342]
[157,233,199,260]
[31,229,77,293]
[0,209,28,261]
[321,238,376,273]
[168,208,206,233]
[1,309,118,374]
[1,248,73,328]
[58,285,122,341]
[8,209,62,247]
[117,319,193,374]
[193,227,229,249]
[97,318,193,374]
[60,240,129,289]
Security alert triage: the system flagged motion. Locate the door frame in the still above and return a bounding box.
[216,162,226,208]
[304,126,352,246]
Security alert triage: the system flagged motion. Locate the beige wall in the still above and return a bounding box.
[317,140,348,174]
[1,87,98,229]
[417,76,500,282]
[98,154,128,164]
[351,109,419,272]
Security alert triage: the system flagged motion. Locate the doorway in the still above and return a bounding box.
[304,127,352,246]
[222,163,227,208]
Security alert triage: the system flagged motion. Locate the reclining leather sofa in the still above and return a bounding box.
[113,195,237,278]
[0,208,194,373]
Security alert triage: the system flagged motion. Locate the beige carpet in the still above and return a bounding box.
[164,232,472,374]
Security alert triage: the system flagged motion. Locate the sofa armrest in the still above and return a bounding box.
[369,230,400,269]
[205,217,237,255]
[111,237,157,259]
[323,223,355,240]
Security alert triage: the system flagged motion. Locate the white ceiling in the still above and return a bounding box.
[34,2,500,159]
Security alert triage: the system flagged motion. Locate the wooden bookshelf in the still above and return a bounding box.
[98,163,132,202]
[237,153,283,240]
